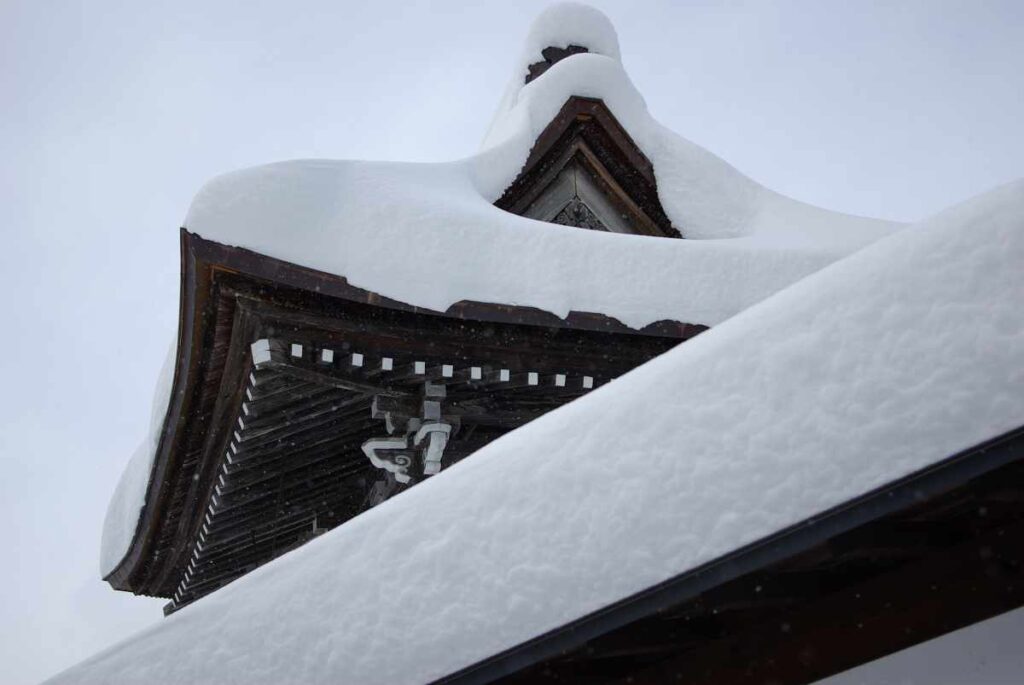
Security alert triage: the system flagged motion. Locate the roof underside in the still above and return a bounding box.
[106,230,700,608]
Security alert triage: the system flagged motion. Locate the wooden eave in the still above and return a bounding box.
[435,426,1024,685]
[496,96,680,238]
[104,230,704,603]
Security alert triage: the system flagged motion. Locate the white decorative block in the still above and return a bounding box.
[250,339,272,365]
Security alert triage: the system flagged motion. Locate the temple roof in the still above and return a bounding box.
[67,171,1024,684]
[101,4,913,585]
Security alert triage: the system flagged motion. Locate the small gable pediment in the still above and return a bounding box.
[496,96,680,238]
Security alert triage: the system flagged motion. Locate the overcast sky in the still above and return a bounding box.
[1,1,1022,683]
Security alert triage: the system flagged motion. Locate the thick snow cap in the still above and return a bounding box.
[519,2,621,69]
[182,2,902,330]
[476,2,898,243]
[181,3,904,329]
[480,1,621,144]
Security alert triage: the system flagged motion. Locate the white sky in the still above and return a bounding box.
[1,1,1021,683]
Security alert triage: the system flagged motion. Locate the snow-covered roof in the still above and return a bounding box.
[183,3,901,331]
[64,169,1024,684]
[101,3,908,580]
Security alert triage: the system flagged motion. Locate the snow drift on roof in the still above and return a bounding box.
[99,346,175,576]
[475,4,898,245]
[480,2,620,144]
[522,2,621,65]
[61,178,1024,684]
[183,3,902,329]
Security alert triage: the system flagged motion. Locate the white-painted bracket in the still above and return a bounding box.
[362,436,413,484]
[251,339,272,366]
[414,422,452,476]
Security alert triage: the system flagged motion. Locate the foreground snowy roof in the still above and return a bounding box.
[62,169,1024,683]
